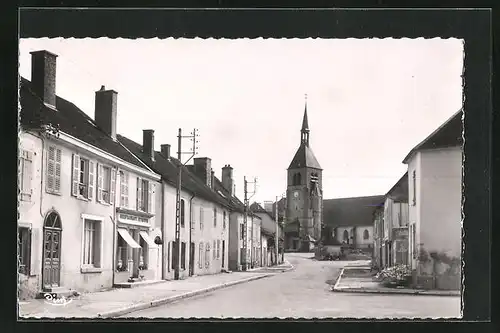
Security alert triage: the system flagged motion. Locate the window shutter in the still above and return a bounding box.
[200,207,204,230]
[71,153,80,197]
[88,161,95,200]
[148,182,155,213]
[97,164,103,202]
[54,149,61,193]
[137,177,142,210]
[124,174,129,208]
[110,167,116,205]
[47,147,56,193]
[30,227,40,276]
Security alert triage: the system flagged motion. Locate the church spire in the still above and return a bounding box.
[301,94,310,146]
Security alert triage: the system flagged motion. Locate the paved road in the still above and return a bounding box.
[124,253,461,319]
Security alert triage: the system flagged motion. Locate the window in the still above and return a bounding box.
[171,241,177,270]
[343,230,349,243]
[82,219,101,268]
[120,171,129,207]
[139,237,148,270]
[46,146,62,195]
[213,240,216,259]
[181,242,186,270]
[180,199,185,227]
[240,224,244,240]
[137,178,154,213]
[412,170,416,206]
[98,164,115,204]
[116,233,129,272]
[293,172,301,186]
[217,240,220,259]
[205,242,210,268]
[72,154,94,200]
[19,150,33,201]
[363,229,369,240]
[198,242,204,269]
[223,211,227,229]
[213,207,217,227]
[200,207,204,230]
[18,227,31,275]
[191,204,196,230]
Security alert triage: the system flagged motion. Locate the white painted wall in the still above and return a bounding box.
[335,226,373,247]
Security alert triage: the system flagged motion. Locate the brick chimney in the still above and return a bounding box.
[30,50,58,108]
[142,129,155,161]
[210,169,215,190]
[221,164,234,196]
[95,85,118,140]
[160,144,171,159]
[193,157,212,187]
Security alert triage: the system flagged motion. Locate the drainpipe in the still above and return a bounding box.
[110,167,118,286]
[161,181,166,280]
[189,192,196,276]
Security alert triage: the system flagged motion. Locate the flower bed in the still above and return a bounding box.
[374,264,412,288]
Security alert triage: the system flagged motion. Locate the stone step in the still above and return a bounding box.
[36,287,75,299]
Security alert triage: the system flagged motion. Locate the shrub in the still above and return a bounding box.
[375,264,412,287]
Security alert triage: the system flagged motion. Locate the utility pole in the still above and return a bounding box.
[275,193,285,265]
[174,128,199,280]
[242,176,257,271]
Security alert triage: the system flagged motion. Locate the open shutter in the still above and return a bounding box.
[54,149,61,193]
[47,147,55,193]
[148,182,155,214]
[136,177,143,210]
[110,167,116,205]
[97,164,103,202]
[30,227,40,276]
[71,153,80,197]
[88,161,95,200]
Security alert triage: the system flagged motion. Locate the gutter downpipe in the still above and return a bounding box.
[161,181,167,280]
[189,192,196,277]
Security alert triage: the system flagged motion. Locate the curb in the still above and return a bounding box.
[97,273,274,318]
[332,268,459,297]
[332,287,460,297]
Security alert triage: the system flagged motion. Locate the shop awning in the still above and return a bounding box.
[117,228,141,249]
[139,231,158,248]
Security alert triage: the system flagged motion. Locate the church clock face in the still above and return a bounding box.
[293,191,299,198]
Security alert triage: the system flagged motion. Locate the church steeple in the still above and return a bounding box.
[301,94,310,146]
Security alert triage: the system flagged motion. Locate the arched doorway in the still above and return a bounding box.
[43,211,62,289]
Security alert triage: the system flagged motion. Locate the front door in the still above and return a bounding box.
[189,242,195,276]
[42,211,62,289]
[222,240,225,268]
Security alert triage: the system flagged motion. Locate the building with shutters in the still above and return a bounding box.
[18,50,161,299]
[118,133,232,279]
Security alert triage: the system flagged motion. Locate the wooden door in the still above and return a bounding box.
[189,242,195,276]
[222,241,225,268]
[43,229,61,288]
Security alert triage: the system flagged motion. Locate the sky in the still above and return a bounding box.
[18,38,464,204]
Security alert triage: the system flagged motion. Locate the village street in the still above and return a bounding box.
[123,253,461,319]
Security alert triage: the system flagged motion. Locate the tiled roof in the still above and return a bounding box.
[402,109,463,164]
[19,77,149,170]
[386,172,409,202]
[117,134,231,209]
[323,195,385,228]
[288,143,322,170]
[250,203,283,240]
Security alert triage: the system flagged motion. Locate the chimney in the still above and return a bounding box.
[193,157,212,187]
[221,164,234,196]
[160,144,171,159]
[95,85,118,140]
[30,50,58,108]
[211,169,215,190]
[142,129,155,161]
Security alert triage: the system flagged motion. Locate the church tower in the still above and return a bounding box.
[285,97,323,252]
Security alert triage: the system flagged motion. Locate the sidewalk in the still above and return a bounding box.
[18,270,276,319]
[332,267,460,297]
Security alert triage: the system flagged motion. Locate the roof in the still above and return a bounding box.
[117,134,231,209]
[402,109,463,164]
[250,202,283,239]
[301,107,309,131]
[19,77,150,170]
[386,172,409,202]
[323,195,385,228]
[288,144,322,170]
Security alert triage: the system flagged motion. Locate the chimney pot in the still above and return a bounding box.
[142,129,155,161]
[160,144,171,159]
[30,50,58,108]
[95,87,118,140]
